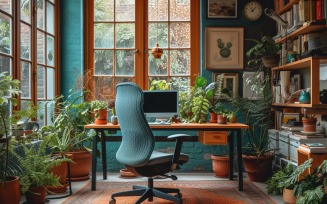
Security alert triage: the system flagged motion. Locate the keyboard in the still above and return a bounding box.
[148,122,171,125]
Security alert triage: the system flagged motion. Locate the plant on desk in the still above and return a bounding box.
[302,109,317,132]
[108,99,118,125]
[90,100,108,125]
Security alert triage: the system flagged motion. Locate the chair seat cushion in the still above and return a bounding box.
[144,150,189,166]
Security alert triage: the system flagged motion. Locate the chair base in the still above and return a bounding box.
[110,178,182,204]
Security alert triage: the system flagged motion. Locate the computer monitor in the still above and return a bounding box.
[143,90,179,118]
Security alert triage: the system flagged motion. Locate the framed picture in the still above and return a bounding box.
[213,73,239,99]
[205,27,244,70]
[208,0,238,18]
[293,74,301,91]
[243,71,264,100]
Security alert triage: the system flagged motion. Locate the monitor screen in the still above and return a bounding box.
[143,90,179,118]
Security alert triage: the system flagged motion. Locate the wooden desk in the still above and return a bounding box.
[85,122,249,191]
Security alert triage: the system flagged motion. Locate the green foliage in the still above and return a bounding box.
[149,79,171,90]
[296,186,324,204]
[90,100,108,111]
[266,163,294,195]
[12,139,63,193]
[0,72,21,106]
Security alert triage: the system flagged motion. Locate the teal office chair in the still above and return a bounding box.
[110,82,190,204]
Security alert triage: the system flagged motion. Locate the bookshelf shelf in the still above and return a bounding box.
[278,0,300,15]
[272,57,327,71]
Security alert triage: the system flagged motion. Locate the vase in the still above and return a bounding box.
[111,115,118,125]
[299,90,310,104]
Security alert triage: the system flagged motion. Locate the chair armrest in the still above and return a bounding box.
[167,134,191,170]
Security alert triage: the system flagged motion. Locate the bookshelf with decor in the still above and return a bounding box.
[271,0,327,169]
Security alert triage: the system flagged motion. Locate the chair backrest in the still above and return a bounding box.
[115,82,155,167]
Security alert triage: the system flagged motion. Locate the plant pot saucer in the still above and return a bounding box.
[68,175,90,181]
[120,169,138,178]
[46,182,69,194]
[300,131,319,135]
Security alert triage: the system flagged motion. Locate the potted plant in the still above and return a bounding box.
[149,79,171,90]
[90,100,108,124]
[211,140,230,178]
[246,35,281,68]
[0,72,21,204]
[302,111,317,133]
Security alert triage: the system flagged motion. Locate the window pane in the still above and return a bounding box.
[116,77,133,84]
[47,68,54,99]
[37,65,45,99]
[37,31,45,63]
[170,0,190,21]
[20,23,31,60]
[46,1,54,34]
[37,101,46,127]
[37,0,44,29]
[116,0,134,21]
[94,23,114,48]
[116,23,134,48]
[0,55,11,74]
[0,0,11,14]
[170,77,189,91]
[170,22,190,48]
[115,50,134,76]
[0,13,11,55]
[95,50,114,75]
[94,76,114,100]
[170,50,190,75]
[20,61,31,98]
[148,0,168,21]
[46,35,54,66]
[148,76,168,89]
[148,23,168,48]
[49,0,54,3]
[20,0,30,23]
[148,50,168,75]
[94,0,114,21]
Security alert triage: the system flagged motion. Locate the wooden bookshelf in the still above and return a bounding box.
[277,0,300,15]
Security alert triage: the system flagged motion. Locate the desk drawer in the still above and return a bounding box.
[198,131,228,145]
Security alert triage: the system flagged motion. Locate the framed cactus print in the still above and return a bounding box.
[205,27,244,69]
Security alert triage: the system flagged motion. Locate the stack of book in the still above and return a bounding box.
[299,143,327,153]
[292,131,324,139]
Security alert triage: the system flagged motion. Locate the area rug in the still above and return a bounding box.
[62,180,276,204]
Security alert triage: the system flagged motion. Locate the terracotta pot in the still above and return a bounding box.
[217,115,227,124]
[229,115,237,123]
[47,160,69,194]
[25,186,46,204]
[211,155,229,178]
[209,112,217,123]
[95,109,108,124]
[283,188,296,204]
[262,54,280,68]
[302,117,317,132]
[67,150,92,181]
[0,176,20,204]
[242,154,274,182]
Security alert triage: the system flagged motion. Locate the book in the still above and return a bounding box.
[305,143,325,147]
[316,0,323,20]
[299,143,327,153]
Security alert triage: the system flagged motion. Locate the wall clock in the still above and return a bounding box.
[242,0,264,23]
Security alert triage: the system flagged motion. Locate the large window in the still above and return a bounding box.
[0,0,59,126]
[85,0,199,100]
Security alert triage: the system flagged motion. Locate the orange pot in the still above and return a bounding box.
[211,155,229,178]
[95,109,108,124]
[67,150,92,181]
[0,176,20,204]
[209,112,217,123]
[302,117,317,132]
[25,186,46,204]
[217,115,227,124]
[242,154,274,182]
[47,160,69,194]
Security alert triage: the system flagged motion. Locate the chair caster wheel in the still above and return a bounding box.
[175,193,182,198]
[109,199,116,204]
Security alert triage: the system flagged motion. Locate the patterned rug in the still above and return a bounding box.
[62,180,276,204]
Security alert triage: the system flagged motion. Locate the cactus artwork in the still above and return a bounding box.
[217,38,232,59]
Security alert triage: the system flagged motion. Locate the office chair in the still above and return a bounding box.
[110,82,190,204]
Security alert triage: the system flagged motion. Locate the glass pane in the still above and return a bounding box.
[37,65,45,99]
[148,0,168,21]
[148,50,168,75]
[116,23,134,48]
[94,76,115,100]
[46,1,54,34]
[20,23,31,60]
[20,0,30,23]
[148,23,168,48]
[20,61,31,98]
[37,31,45,63]
[148,76,168,89]
[116,0,134,21]
[46,35,54,66]
[0,55,11,74]
[115,50,134,76]
[94,0,114,21]
[37,0,44,29]
[170,0,190,21]
[94,23,114,48]
[47,68,55,99]
[0,13,11,55]
[170,77,189,91]
[95,50,114,75]
[170,22,190,48]
[170,50,190,75]
[49,0,54,3]
[37,101,46,127]
[116,77,133,84]
[0,0,11,14]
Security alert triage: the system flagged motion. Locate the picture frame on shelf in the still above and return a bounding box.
[205,27,244,69]
[243,71,264,100]
[294,74,301,91]
[208,0,238,18]
[213,73,239,99]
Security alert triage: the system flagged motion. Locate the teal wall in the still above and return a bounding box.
[60,0,276,172]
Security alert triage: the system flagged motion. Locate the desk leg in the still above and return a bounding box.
[100,130,107,180]
[91,131,99,191]
[229,132,234,180]
[236,129,243,191]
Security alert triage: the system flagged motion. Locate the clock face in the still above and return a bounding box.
[242,1,263,22]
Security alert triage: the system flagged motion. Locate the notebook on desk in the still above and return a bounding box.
[148,121,171,125]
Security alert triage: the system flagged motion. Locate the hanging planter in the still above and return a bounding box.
[151,43,163,59]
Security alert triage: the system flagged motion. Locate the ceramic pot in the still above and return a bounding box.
[47,159,69,194]
[25,186,46,204]
[217,115,227,124]
[211,155,229,178]
[67,150,92,181]
[242,154,274,182]
[111,115,118,125]
[283,188,296,204]
[299,90,310,104]
[302,117,317,132]
[209,112,217,123]
[95,109,108,124]
[229,115,237,123]
[0,176,20,204]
